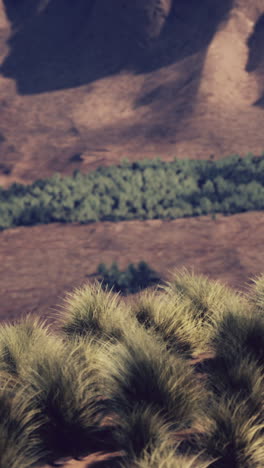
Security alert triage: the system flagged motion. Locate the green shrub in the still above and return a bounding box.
[96,260,162,295]
[1,153,264,230]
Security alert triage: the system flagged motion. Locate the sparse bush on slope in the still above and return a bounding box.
[0,267,263,467]
[96,260,162,295]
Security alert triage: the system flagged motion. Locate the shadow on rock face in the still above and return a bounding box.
[1,0,234,95]
[246,13,264,107]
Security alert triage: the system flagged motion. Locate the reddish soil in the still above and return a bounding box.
[0,1,264,188]
[1,210,263,326]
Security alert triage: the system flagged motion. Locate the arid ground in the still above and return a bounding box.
[1,2,264,466]
[1,211,264,327]
[0,1,264,188]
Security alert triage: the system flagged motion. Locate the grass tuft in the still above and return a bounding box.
[128,287,203,357]
[126,439,215,468]
[157,267,250,353]
[0,267,263,467]
[205,355,264,421]
[196,396,264,468]
[0,375,48,468]
[0,314,60,377]
[210,310,264,368]
[99,324,206,449]
[244,272,264,313]
[56,280,136,344]
[18,336,120,464]
[109,406,178,464]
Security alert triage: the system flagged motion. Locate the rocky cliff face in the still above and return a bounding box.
[0,0,264,186]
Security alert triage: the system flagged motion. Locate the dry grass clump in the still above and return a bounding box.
[0,315,62,377]
[56,280,135,344]
[0,376,47,468]
[244,272,264,314]
[0,267,263,467]
[125,440,215,468]
[95,324,207,466]
[126,288,198,358]
[195,396,264,468]
[0,321,121,467]
[157,267,250,354]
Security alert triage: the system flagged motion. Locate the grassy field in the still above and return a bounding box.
[0,267,263,467]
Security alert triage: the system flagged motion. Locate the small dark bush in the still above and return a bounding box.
[96,260,162,295]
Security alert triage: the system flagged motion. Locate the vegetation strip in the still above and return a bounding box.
[1,153,264,229]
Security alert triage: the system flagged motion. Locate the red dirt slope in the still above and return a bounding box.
[1,210,263,325]
[0,0,264,187]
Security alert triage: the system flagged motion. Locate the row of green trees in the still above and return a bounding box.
[0,268,263,467]
[0,153,264,229]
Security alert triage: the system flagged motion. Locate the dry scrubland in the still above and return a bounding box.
[1,2,264,466]
[0,268,264,468]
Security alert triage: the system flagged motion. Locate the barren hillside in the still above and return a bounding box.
[0,0,264,187]
[1,211,264,326]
